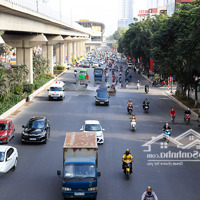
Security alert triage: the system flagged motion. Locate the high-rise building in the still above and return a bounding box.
[118,0,133,28]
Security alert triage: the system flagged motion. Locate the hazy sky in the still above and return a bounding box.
[47,0,147,36]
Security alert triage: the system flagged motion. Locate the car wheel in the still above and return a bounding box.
[13,158,18,170]
[43,136,47,144]
[6,136,9,144]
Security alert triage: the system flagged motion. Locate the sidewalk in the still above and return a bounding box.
[0,69,68,119]
[141,73,198,119]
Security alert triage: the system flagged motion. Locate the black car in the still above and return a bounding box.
[21,117,50,144]
[95,88,109,106]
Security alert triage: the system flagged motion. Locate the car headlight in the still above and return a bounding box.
[2,133,7,137]
[22,132,28,136]
[62,187,72,191]
[97,132,102,137]
[88,187,98,191]
[38,131,46,136]
[96,99,100,102]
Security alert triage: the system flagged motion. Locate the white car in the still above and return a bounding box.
[93,62,99,68]
[47,81,65,101]
[0,145,18,173]
[80,120,104,144]
[64,63,71,70]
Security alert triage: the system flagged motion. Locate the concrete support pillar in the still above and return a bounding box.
[16,47,33,83]
[76,41,79,58]
[73,41,77,60]
[79,41,82,56]
[82,41,86,56]
[42,43,54,74]
[67,42,72,64]
[64,42,68,64]
[56,43,64,65]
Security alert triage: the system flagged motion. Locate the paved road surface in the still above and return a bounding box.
[0,60,199,200]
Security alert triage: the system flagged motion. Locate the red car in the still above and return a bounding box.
[0,119,15,143]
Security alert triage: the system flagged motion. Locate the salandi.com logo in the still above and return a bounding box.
[142,129,200,166]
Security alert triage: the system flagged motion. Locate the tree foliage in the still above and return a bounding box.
[117,1,200,105]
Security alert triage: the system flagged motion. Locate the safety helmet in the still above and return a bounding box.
[131,113,135,116]
[187,108,190,110]
[128,99,132,102]
[145,98,147,101]
[125,149,130,155]
[147,186,152,191]
[166,122,168,126]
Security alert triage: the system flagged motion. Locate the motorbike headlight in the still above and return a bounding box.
[88,187,97,191]
[62,187,71,191]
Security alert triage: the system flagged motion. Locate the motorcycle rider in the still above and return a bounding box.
[127,99,133,106]
[74,69,77,78]
[143,98,149,109]
[163,122,172,132]
[112,73,115,82]
[170,108,176,121]
[127,99,133,112]
[130,113,137,122]
[141,186,158,200]
[125,69,129,77]
[145,84,149,93]
[184,108,191,120]
[137,80,140,89]
[122,149,133,173]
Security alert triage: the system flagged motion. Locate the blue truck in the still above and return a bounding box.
[57,132,101,199]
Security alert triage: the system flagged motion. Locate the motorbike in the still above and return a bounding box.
[137,83,140,90]
[145,86,149,93]
[163,129,171,143]
[123,160,132,180]
[184,114,190,124]
[119,76,122,83]
[143,104,149,113]
[171,115,175,124]
[127,105,133,114]
[130,119,136,131]
[112,75,115,82]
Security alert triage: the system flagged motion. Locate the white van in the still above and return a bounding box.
[47,81,65,101]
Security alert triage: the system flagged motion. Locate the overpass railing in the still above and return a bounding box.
[6,0,86,32]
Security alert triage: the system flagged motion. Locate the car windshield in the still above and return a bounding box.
[94,70,103,75]
[97,92,108,98]
[80,71,86,74]
[26,120,45,129]
[0,123,7,131]
[0,152,5,162]
[85,124,101,131]
[50,87,62,91]
[64,163,95,179]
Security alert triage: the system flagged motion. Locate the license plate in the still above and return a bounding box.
[74,193,85,196]
[29,138,36,141]
[100,102,104,104]
[53,97,57,99]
